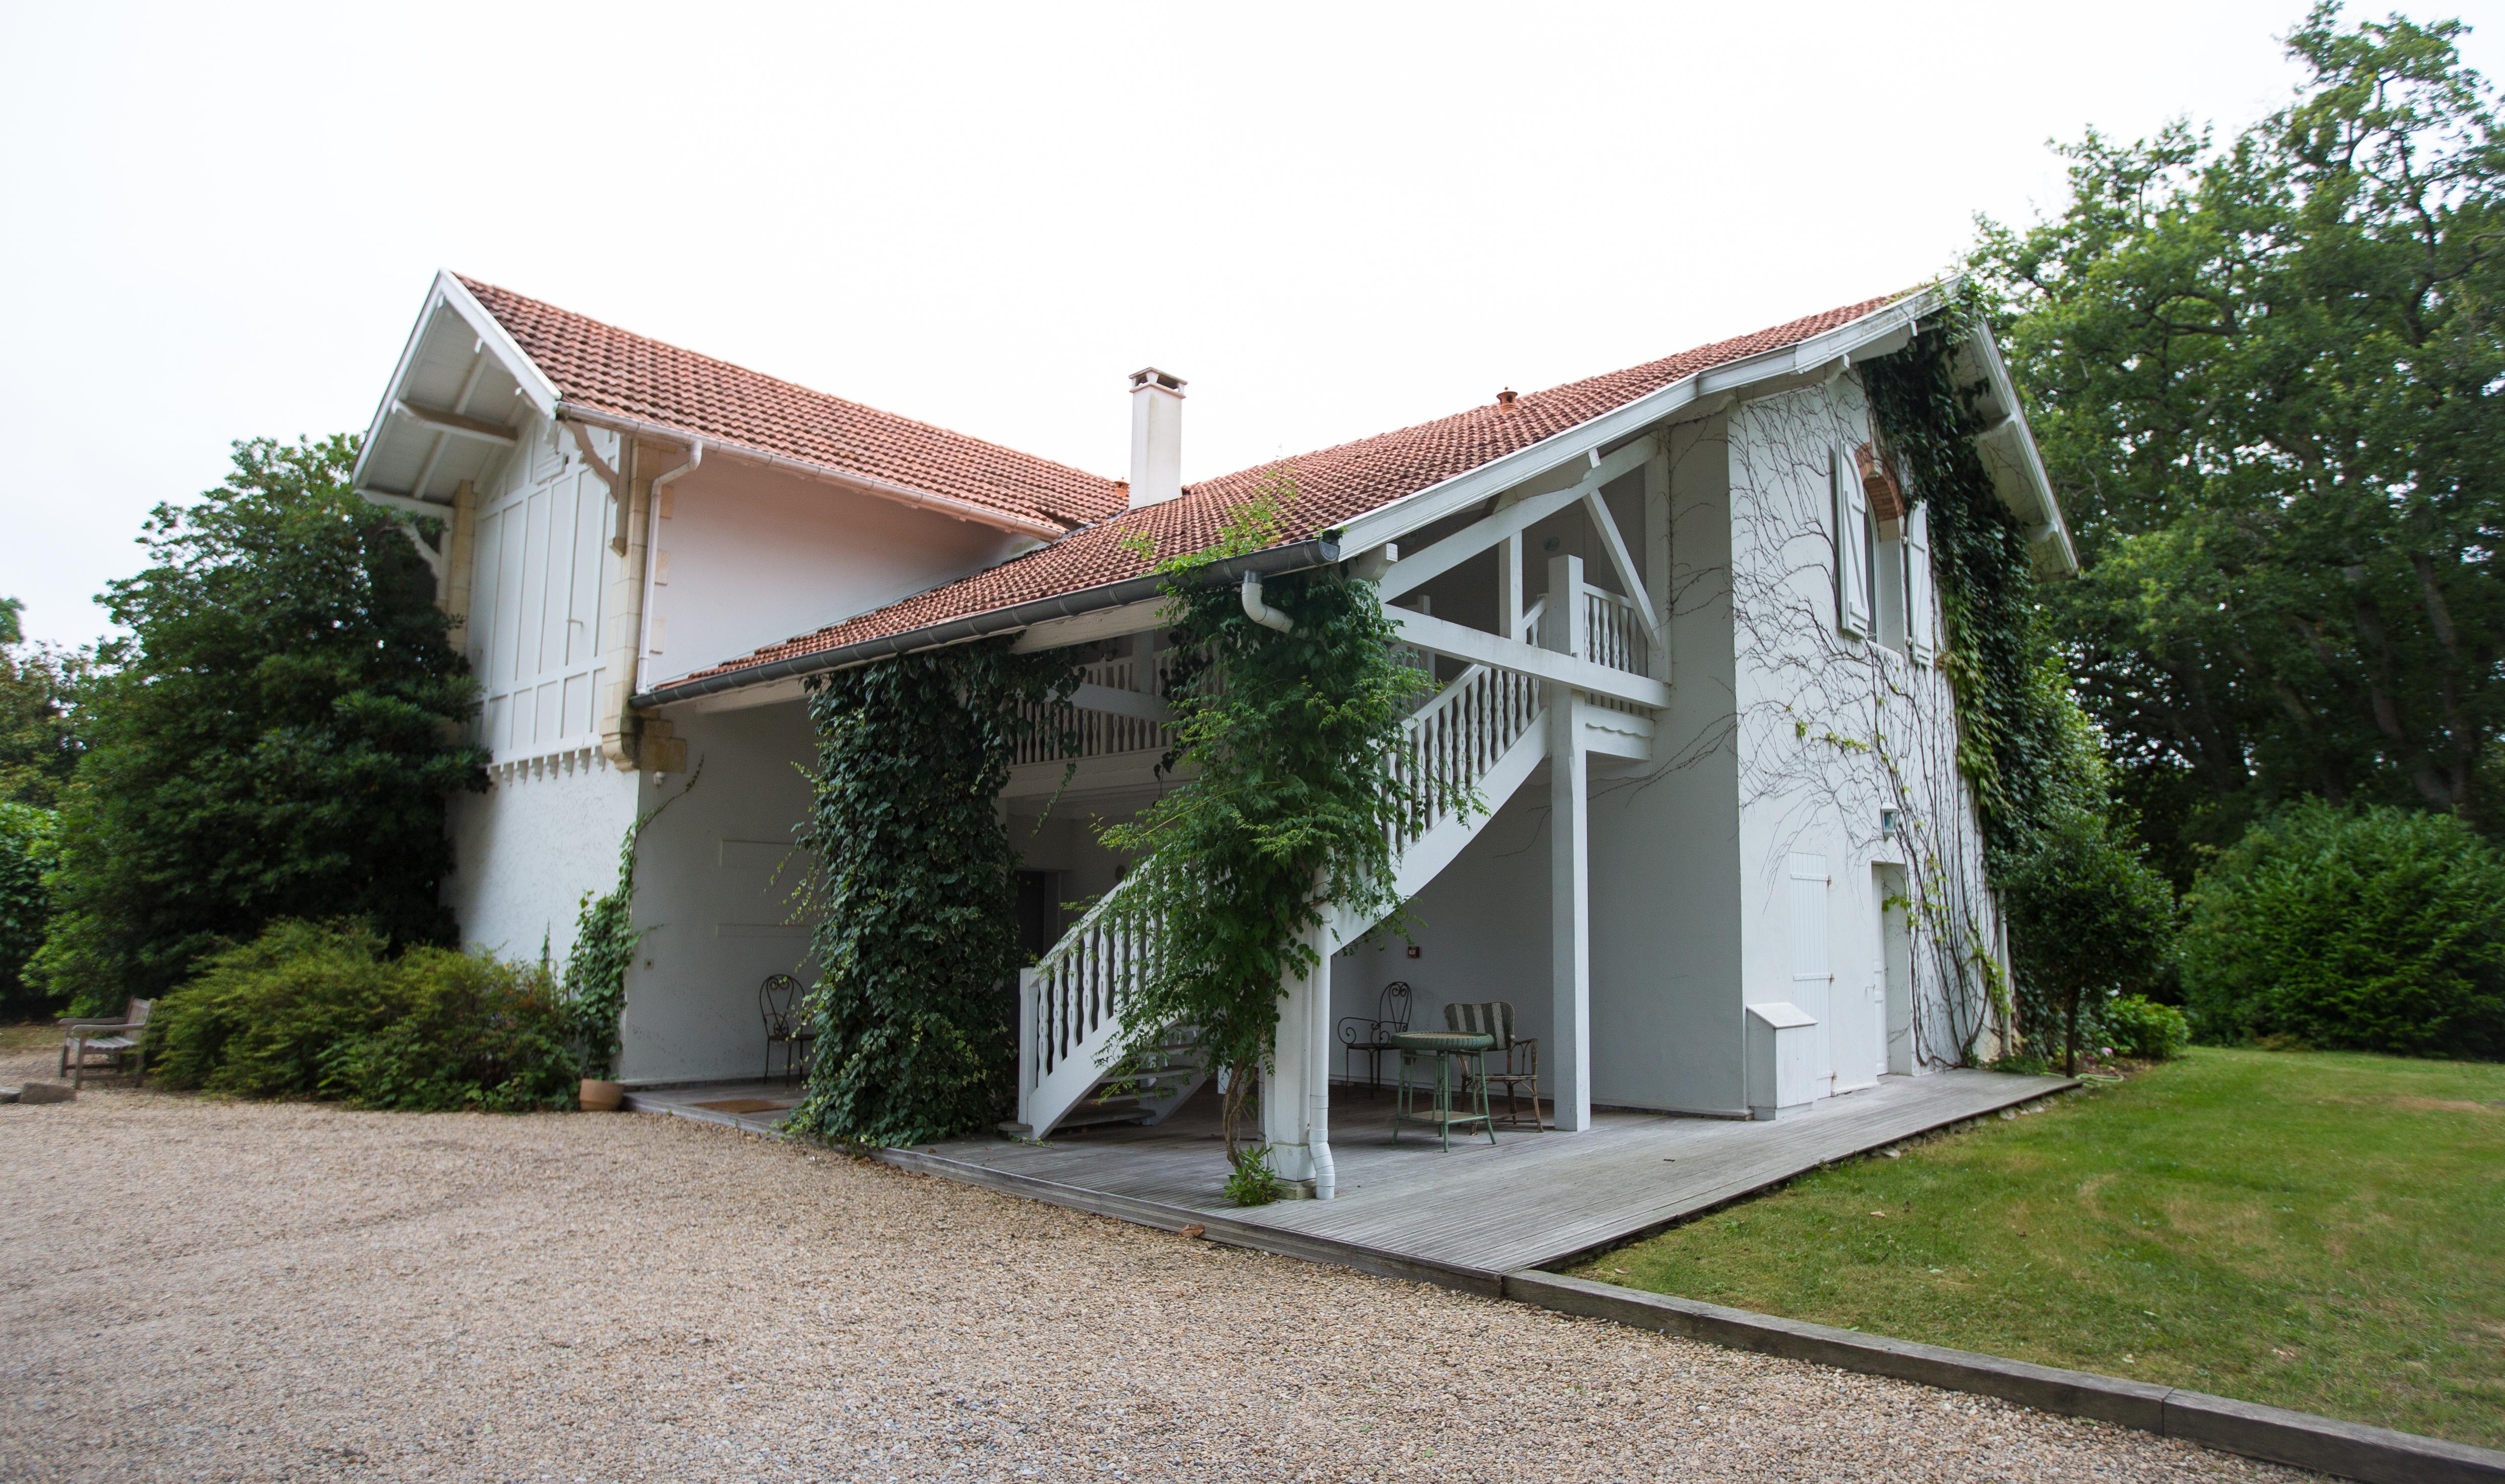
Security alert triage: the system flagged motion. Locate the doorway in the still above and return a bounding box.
[1875,863,1914,1076]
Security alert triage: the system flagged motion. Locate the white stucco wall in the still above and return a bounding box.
[443,760,642,965]
[614,699,825,1083]
[639,459,1038,690]
[1722,379,2005,1094]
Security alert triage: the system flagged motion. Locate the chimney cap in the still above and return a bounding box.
[1129,367,1187,393]
[1496,387,1518,406]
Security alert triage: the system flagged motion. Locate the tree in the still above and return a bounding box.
[37,436,487,1008]
[1973,5,2505,874]
[2001,803,2180,1074]
[0,597,88,809]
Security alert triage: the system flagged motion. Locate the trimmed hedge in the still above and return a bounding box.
[2181,802,2505,1059]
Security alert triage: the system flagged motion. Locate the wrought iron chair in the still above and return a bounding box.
[759,974,814,1082]
[1336,981,1413,1094]
[1446,1000,1543,1130]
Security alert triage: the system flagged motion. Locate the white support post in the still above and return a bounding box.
[1645,438,1671,679]
[1497,532,1524,642]
[1261,915,1334,1195]
[1544,554,1592,1132]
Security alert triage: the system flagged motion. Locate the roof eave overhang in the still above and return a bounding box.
[350,271,561,495]
[551,405,1071,543]
[1330,280,2076,578]
[633,537,1342,711]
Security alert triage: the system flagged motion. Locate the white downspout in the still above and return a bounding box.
[635,439,702,691]
[1241,570,1295,633]
[598,436,701,770]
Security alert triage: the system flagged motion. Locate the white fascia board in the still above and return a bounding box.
[349,271,559,492]
[1334,285,1953,556]
[1962,328,2079,577]
[437,271,561,418]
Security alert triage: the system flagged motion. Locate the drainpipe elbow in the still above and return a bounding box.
[1241,570,1295,634]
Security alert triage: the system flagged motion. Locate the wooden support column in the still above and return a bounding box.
[438,479,481,650]
[1497,531,1524,642]
[1645,437,1671,680]
[1544,553,1592,1132]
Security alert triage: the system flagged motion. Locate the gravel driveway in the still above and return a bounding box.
[1,1054,2300,1482]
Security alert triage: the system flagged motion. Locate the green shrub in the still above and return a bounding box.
[148,920,406,1096]
[2180,801,2505,1058]
[2097,994,2189,1060]
[2001,804,2178,1074]
[323,947,574,1111]
[148,919,577,1109]
[0,802,56,1019]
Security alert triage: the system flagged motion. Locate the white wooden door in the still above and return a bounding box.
[1788,853,1834,1098]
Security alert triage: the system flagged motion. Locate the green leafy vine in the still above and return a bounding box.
[788,642,1079,1147]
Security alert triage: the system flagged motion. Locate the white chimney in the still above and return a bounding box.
[1127,367,1186,508]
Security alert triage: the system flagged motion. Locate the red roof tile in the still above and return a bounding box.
[667,291,1907,691]
[457,275,1124,531]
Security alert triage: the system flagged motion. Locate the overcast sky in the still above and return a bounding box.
[5,1,2498,648]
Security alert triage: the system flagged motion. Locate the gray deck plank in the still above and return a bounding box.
[634,1068,2068,1278]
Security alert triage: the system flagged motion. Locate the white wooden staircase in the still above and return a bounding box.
[1010,579,1661,1141]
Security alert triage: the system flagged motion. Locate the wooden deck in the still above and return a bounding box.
[628,1069,2071,1289]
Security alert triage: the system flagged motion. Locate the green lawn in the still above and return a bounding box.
[1569,1048,2505,1448]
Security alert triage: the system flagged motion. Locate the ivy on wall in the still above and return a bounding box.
[1864,320,2163,1055]
[562,767,696,1082]
[1861,323,2084,853]
[1101,479,1431,1156]
[788,642,1078,1147]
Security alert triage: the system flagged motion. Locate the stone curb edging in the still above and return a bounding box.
[1505,1271,2505,1484]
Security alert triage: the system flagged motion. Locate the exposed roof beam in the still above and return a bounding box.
[393,398,518,446]
[1378,439,1651,602]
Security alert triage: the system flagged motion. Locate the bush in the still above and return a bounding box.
[2180,801,2505,1058]
[323,947,575,1111]
[2001,804,2178,1074]
[0,802,56,1019]
[2097,994,2189,1060]
[148,919,577,1109]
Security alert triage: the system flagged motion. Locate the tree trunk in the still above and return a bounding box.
[1219,1059,1258,1162]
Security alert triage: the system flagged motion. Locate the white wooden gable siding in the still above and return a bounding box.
[466,418,617,765]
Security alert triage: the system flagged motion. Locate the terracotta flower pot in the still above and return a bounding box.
[579,1078,625,1112]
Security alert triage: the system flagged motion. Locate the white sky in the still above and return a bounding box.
[5,1,2499,649]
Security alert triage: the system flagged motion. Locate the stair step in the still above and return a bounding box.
[1049,1104,1154,1132]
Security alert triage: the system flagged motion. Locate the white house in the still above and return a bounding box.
[353,272,2073,1196]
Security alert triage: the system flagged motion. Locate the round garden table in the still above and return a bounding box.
[1388,1030,1498,1150]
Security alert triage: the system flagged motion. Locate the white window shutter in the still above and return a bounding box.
[1905,502,1935,666]
[1834,448,1871,637]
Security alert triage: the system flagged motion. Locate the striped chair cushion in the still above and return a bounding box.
[1444,1000,1515,1050]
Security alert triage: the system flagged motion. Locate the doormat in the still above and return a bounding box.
[691,1098,797,1114]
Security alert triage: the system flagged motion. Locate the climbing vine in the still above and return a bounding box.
[789,642,1079,1147]
[1863,319,2145,1057]
[563,767,697,1081]
[1862,322,2083,853]
[1100,474,1432,1158]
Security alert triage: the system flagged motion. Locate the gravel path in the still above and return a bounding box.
[1,1053,2302,1482]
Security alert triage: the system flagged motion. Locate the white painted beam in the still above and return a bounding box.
[393,397,519,446]
[1377,439,1653,602]
[1388,610,1669,710]
[1008,596,1175,652]
[1066,682,1171,724]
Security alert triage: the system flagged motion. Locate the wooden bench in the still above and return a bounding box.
[59,998,153,1090]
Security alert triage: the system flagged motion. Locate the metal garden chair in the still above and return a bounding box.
[1446,1000,1544,1130]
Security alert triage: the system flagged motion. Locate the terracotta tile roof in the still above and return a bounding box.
[666,291,1906,691]
[457,275,1124,531]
